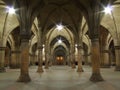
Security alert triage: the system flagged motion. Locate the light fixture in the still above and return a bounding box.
[43,44,45,47]
[7,6,15,14]
[104,5,112,14]
[58,39,62,44]
[56,24,64,31]
[75,44,77,47]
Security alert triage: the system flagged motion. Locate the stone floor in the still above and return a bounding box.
[0,65,120,90]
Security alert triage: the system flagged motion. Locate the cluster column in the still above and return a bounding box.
[77,45,84,72]
[90,39,104,82]
[70,44,75,68]
[17,38,31,82]
[44,41,49,69]
[29,53,36,65]
[115,46,120,71]
[0,47,6,72]
[10,50,21,68]
[44,53,49,69]
[100,50,110,68]
[37,45,44,72]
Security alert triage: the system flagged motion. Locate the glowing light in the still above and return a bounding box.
[104,5,112,14]
[7,6,15,14]
[60,57,63,60]
[58,39,62,44]
[43,44,45,47]
[56,24,63,31]
[75,44,77,47]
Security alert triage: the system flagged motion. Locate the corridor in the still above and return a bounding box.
[0,66,120,90]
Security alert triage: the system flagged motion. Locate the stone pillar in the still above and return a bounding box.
[87,54,91,65]
[63,57,66,65]
[44,53,49,69]
[49,54,52,66]
[17,39,31,82]
[0,47,6,72]
[37,46,44,72]
[29,53,36,65]
[115,46,120,71]
[10,50,21,68]
[66,54,70,66]
[83,54,90,65]
[90,39,104,82]
[72,53,76,69]
[4,48,10,67]
[70,45,76,68]
[101,50,110,68]
[68,54,72,66]
[77,45,84,72]
[72,45,76,69]
[83,50,91,65]
[44,41,49,69]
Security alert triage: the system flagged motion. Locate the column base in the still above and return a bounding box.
[0,67,6,72]
[101,65,111,68]
[44,66,49,69]
[17,74,31,83]
[30,63,34,66]
[72,64,76,69]
[115,66,120,71]
[37,66,44,72]
[90,73,104,82]
[10,65,20,69]
[77,67,84,72]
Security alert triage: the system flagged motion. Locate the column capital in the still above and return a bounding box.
[29,53,35,56]
[91,38,99,42]
[76,45,83,49]
[20,34,31,42]
[38,45,43,50]
[101,50,109,53]
[84,53,91,56]
[114,46,120,50]
[0,47,6,51]
[11,50,21,53]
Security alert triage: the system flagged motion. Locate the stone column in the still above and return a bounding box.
[90,39,104,82]
[37,46,44,72]
[87,54,91,65]
[68,53,72,66]
[101,50,110,68]
[83,51,91,65]
[77,45,84,72]
[83,54,89,65]
[72,53,76,69]
[29,53,36,65]
[44,41,49,69]
[17,39,31,82]
[44,53,49,69]
[70,45,76,68]
[10,50,21,68]
[115,46,120,71]
[4,48,10,67]
[72,45,76,69]
[49,54,52,66]
[0,47,6,72]
[66,53,70,66]
[66,54,69,66]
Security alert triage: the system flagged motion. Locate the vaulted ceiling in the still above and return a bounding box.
[0,0,120,56]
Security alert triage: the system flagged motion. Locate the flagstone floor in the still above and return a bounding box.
[0,65,120,90]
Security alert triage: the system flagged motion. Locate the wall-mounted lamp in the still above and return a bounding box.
[56,24,64,31]
[104,5,112,15]
[58,39,62,44]
[7,6,15,14]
